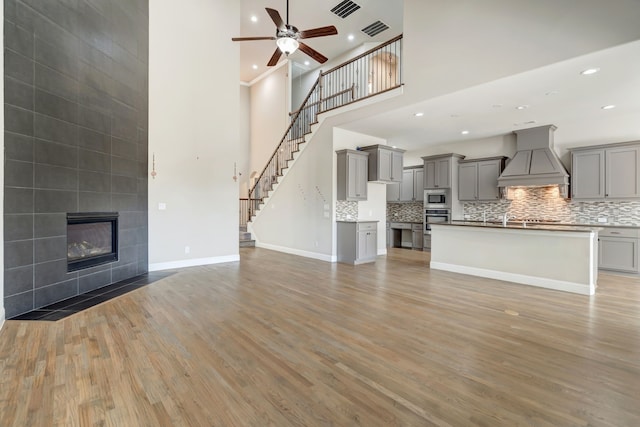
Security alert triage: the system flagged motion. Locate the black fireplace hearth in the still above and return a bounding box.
[67,212,119,272]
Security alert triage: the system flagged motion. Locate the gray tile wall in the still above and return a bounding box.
[4,0,149,318]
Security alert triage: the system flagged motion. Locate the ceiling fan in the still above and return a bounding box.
[232,0,338,66]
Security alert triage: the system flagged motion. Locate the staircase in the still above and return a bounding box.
[239,225,255,247]
[242,35,403,242]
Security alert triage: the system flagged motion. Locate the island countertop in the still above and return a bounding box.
[446,220,600,233]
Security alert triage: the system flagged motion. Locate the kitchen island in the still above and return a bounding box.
[429,222,599,295]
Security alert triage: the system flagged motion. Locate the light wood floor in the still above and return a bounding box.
[1,248,640,426]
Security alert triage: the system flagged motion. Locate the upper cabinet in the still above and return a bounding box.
[388,167,424,202]
[422,154,465,189]
[336,149,369,201]
[458,157,507,201]
[571,142,640,200]
[360,144,405,183]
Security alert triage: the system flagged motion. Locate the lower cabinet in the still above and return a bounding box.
[412,224,423,250]
[423,234,431,251]
[599,228,639,273]
[337,221,378,265]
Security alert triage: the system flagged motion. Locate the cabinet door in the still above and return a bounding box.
[347,154,367,200]
[606,146,640,199]
[599,237,639,273]
[412,230,423,249]
[424,161,437,188]
[378,150,393,181]
[436,158,451,188]
[400,169,414,201]
[358,230,377,259]
[572,149,605,199]
[477,160,501,200]
[391,151,404,182]
[458,163,478,201]
[387,182,400,202]
[365,231,377,259]
[414,169,424,201]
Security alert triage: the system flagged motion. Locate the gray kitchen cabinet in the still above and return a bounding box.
[336,149,369,201]
[571,143,640,200]
[387,166,424,202]
[337,221,378,265]
[360,144,405,183]
[598,228,639,273]
[423,234,431,251]
[458,157,506,201]
[412,224,423,249]
[423,154,465,189]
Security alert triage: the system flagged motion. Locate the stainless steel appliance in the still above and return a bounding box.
[424,208,450,234]
[424,189,449,208]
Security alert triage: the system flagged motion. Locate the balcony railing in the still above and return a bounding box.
[248,35,403,219]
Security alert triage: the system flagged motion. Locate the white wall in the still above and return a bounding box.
[250,123,335,261]
[1,8,5,327]
[238,84,251,197]
[404,134,517,166]
[148,0,240,270]
[249,63,290,178]
[402,0,640,105]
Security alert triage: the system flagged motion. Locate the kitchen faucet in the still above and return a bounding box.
[502,213,513,227]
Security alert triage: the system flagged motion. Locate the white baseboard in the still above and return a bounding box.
[149,255,240,271]
[430,261,595,296]
[0,307,5,331]
[377,248,387,256]
[255,242,333,262]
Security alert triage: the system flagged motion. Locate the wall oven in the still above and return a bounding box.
[424,208,450,234]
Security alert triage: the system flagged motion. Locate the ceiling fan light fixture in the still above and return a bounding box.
[276,37,299,55]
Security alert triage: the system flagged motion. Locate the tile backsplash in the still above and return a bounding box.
[336,200,358,221]
[463,186,640,226]
[387,202,423,222]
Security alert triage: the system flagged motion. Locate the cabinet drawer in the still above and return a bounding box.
[599,228,640,238]
[357,222,377,231]
[389,222,411,229]
[412,223,423,231]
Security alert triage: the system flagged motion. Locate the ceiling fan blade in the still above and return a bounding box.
[267,48,283,67]
[231,36,276,41]
[265,8,286,31]
[299,26,338,39]
[298,42,328,64]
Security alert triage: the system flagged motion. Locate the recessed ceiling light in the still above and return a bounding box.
[392,146,397,149]
[601,104,616,110]
[304,60,310,66]
[250,15,258,22]
[348,34,355,41]
[461,130,470,135]
[516,105,529,110]
[581,68,600,75]
[413,112,424,117]
[252,64,258,70]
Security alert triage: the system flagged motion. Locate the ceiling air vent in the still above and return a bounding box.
[331,0,361,19]
[361,20,389,37]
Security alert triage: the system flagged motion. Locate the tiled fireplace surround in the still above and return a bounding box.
[4,0,149,318]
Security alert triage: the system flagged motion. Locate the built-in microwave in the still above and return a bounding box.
[424,190,449,208]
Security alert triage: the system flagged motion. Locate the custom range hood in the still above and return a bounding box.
[497,124,569,193]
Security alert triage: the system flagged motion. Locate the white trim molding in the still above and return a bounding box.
[256,242,334,262]
[149,255,240,271]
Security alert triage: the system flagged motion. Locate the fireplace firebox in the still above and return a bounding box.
[67,212,119,272]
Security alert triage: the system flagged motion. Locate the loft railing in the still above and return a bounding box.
[247,34,403,219]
